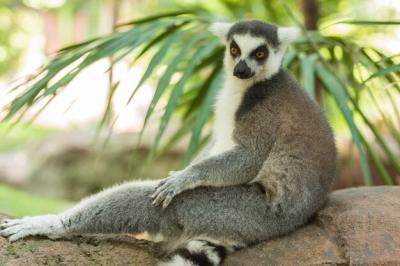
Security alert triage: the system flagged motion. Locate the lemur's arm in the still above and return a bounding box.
[151,146,263,208]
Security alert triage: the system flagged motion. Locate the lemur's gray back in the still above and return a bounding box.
[236,69,335,178]
[235,68,336,213]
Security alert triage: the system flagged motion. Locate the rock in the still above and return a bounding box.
[225,186,400,265]
[1,186,399,265]
[0,224,161,266]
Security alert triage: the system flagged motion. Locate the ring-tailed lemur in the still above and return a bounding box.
[1,20,336,266]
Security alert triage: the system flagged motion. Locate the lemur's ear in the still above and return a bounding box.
[278,27,301,44]
[209,22,233,39]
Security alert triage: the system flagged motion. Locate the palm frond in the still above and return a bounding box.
[4,10,400,185]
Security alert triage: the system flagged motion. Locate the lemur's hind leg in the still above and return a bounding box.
[1,181,308,266]
[0,180,181,242]
[158,184,278,266]
[1,181,300,245]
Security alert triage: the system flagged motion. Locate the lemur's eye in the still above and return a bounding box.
[256,51,266,59]
[230,47,240,56]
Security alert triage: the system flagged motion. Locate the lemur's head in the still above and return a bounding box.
[210,20,300,81]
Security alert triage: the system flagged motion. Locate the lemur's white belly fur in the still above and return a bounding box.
[209,78,246,156]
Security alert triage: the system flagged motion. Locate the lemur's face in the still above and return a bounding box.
[227,35,269,79]
[210,20,300,81]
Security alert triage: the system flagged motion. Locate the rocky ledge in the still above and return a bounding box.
[1,186,399,265]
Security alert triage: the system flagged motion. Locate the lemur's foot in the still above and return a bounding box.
[0,214,64,242]
[151,174,189,208]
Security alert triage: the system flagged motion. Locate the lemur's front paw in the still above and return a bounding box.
[0,215,64,242]
[151,175,187,208]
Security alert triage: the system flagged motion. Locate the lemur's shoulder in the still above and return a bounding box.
[235,69,301,120]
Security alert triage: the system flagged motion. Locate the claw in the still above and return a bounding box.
[1,218,24,228]
[158,180,167,187]
[162,191,175,209]
[152,188,176,208]
[151,185,166,201]
[152,195,161,206]
[151,180,168,199]
[1,227,16,237]
[9,234,22,242]
[151,174,184,208]
[152,190,164,206]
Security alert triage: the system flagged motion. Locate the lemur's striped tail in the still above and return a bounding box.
[160,239,234,266]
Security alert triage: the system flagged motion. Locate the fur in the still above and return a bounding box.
[1,20,335,266]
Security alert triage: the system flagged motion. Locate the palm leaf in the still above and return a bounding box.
[340,20,400,26]
[184,66,223,164]
[138,31,211,143]
[117,10,196,26]
[364,64,400,83]
[127,28,191,104]
[299,53,316,98]
[316,63,373,185]
[4,20,176,121]
[148,39,221,161]
[4,9,400,186]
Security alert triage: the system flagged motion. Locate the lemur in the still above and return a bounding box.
[1,20,336,266]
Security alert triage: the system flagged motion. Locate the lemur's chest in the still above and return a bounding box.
[209,84,245,156]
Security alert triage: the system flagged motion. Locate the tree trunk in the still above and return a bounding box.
[299,0,319,31]
[299,0,324,103]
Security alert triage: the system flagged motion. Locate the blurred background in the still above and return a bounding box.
[0,0,399,216]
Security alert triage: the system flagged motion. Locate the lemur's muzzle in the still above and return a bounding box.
[233,60,254,79]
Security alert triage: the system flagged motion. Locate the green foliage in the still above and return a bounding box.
[3,3,400,184]
[0,1,25,76]
[0,184,70,216]
[0,122,54,151]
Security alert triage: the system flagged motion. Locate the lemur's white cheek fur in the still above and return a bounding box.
[263,47,285,79]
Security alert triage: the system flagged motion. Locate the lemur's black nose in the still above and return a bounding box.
[233,60,254,79]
